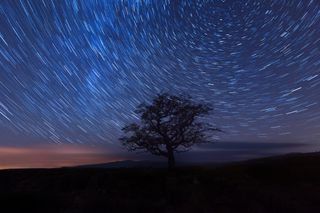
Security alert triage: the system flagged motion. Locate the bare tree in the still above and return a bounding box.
[120,93,221,170]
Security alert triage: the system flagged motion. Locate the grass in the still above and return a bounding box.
[1,152,320,212]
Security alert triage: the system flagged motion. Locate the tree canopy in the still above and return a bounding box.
[120,93,221,169]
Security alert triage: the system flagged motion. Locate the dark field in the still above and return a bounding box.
[1,153,320,213]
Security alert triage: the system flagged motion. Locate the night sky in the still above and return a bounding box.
[0,0,319,168]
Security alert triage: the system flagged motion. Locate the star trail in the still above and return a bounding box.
[0,0,319,164]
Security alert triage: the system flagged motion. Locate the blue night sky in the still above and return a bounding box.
[0,0,319,168]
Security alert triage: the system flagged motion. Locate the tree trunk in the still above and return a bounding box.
[167,147,175,170]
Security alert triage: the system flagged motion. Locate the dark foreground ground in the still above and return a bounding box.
[1,153,320,213]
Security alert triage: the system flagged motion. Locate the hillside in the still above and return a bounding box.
[1,152,320,213]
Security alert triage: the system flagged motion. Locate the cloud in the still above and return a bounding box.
[0,143,123,169]
[176,141,314,163]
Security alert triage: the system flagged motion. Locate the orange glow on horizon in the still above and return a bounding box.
[0,144,122,169]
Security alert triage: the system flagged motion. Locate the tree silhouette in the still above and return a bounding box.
[120,93,221,170]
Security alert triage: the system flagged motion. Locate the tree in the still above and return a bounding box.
[120,93,221,170]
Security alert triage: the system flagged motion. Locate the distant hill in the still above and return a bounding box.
[76,152,320,169]
[75,160,223,169]
[76,160,167,168]
[239,151,320,166]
